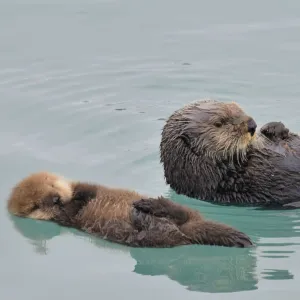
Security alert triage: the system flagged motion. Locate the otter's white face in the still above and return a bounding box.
[7,172,73,221]
[175,99,258,161]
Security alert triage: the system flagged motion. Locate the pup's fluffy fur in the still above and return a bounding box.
[7,172,253,248]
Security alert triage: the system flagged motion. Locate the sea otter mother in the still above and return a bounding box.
[160,99,300,209]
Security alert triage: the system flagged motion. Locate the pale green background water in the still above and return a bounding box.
[1,0,300,299]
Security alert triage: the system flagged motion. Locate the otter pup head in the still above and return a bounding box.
[161,99,257,162]
[7,172,73,220]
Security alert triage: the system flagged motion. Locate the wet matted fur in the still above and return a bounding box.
[160,99,300,209]
[7,171,253,248]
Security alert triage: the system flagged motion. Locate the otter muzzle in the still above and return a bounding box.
[247,118,257,136]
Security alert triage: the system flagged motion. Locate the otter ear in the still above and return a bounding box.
[179,133,191,147]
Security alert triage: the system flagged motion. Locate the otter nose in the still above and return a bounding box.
[247,118,257,136]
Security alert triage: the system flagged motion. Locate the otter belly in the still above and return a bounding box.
[76,207,191,248]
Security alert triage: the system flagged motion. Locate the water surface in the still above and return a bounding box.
[1,0,300,299]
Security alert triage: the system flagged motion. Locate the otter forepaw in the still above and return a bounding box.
[133,198,167,217]
[72,183,97,203]
[260,121,289,141]
[73,190,95,202]
[133,198,189,225]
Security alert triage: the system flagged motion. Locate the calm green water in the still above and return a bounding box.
[1,0,300,299]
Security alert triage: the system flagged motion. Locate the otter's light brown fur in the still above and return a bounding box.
[7,172,73,220]
[7,171,253,248]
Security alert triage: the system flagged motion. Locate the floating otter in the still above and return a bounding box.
[160,99,300,209]
[7,171,253,248]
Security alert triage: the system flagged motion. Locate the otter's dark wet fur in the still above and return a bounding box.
[160,99,300,209]
[7,172,253,248]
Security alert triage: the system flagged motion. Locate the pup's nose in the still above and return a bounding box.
[247,118,257,136]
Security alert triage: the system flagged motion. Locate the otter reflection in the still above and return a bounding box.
[132,246,257,293]
[10,215,62,255]
[9,213,258,293]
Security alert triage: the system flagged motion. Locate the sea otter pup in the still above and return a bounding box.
[7,171,253,248]
[160,99,300,209]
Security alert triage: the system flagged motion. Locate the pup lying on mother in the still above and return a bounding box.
[160,99,300,209]
[7,172,252,248]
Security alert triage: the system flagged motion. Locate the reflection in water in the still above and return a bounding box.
[131,246,257,293]
[10,214,257,293]
[10,215,62,255]
[166,188,300,240]
[10,203,299,293]
[261,269,294,280]
[9,191,300,293]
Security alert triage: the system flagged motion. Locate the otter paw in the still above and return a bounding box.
[227,230,253,248]
[260,121,289,141]
[73,190,96,202]
[133,199,167,217]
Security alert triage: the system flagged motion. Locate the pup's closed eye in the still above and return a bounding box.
[52,196,61,205]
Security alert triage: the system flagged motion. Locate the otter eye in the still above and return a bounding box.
[31,204,39,212]
[53,196,61,205]
[215,121,222,127]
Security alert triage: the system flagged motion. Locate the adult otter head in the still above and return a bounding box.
[160,99,262,201]
[161,99,257,163]
[7,171,73,220]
